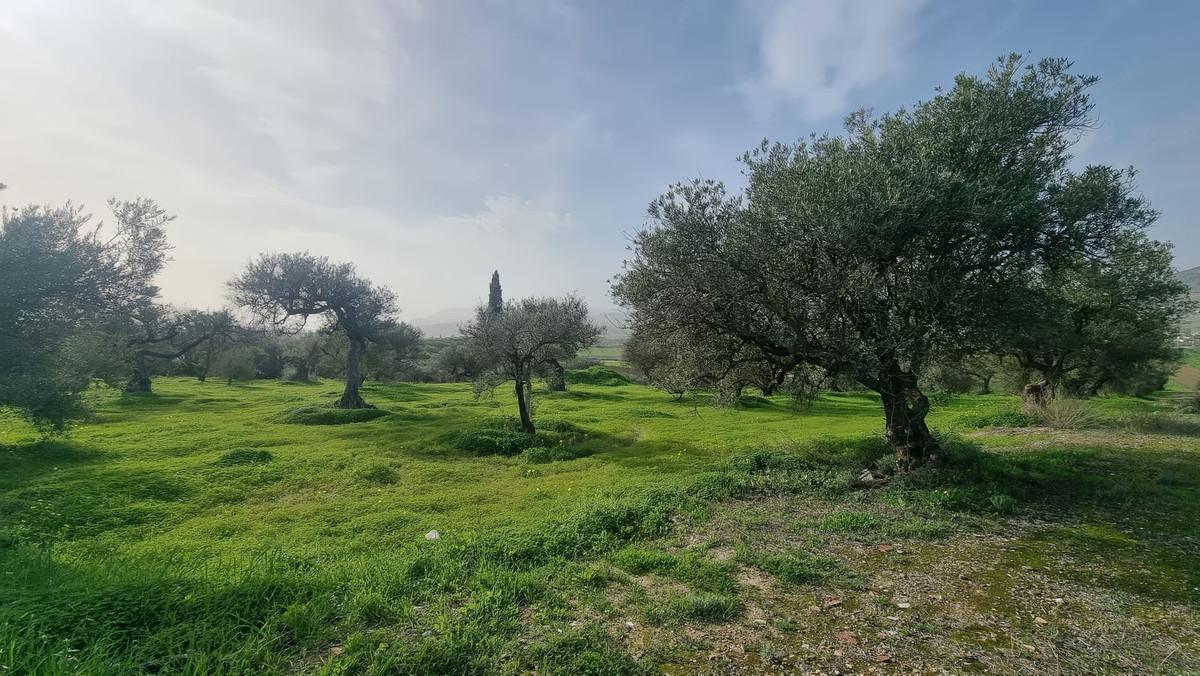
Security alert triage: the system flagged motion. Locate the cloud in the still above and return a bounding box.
[0,0,594,316]
[741,0,927,119]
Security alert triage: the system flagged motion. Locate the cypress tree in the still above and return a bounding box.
[487,270,503,314]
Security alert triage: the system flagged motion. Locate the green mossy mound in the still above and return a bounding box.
[215,448,274,466]
[566,366,630,387]
[280,406,390,425]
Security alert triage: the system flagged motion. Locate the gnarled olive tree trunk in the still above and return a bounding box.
[514,376,535,433]
[877,366,940,470]
[125,354,153,393]
[335,336,370,409]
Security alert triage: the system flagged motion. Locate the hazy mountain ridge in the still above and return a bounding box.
[411,306,629,342]
[1179,266,1200,293]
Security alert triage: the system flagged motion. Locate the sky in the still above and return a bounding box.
[2,0,1198,324]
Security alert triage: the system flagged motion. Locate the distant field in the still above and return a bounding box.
[2,377,1197,672]
[579,344,624,360]
[1176,349,1200,391]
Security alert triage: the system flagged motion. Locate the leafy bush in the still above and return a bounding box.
[280,406,389,425]
[566,366,630,386]
[215,448,274,466]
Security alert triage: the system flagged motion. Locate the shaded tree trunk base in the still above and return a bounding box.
[1022,380,1050,406]
[125,371,153,393]
[515,378,535,433]
[334,390,372,409]
[880,366,941,471]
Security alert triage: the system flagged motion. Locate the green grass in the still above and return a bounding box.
[1,377,1197,672]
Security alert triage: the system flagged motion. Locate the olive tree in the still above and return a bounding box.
[230,252,396,408]
[463,295,601,432]
[613,55,1174,469]
[0,198,210,425]
[1012,233,1191,400]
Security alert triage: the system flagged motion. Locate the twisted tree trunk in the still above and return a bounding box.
[878,364,940,471]
[335,336,370,408]
[514,376,535,433]
[125,354,153,393]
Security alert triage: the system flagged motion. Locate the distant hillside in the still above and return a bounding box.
[1180,266,1200,293]
[411,306,629,343]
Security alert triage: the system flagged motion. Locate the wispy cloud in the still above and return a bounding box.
[740,0,928,119]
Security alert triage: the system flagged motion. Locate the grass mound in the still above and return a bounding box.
[214,448,273,466]
[279,405,389,425]
[522,445,592,464]
[356,463,399,485]
[447,417,589,457]
[566,365,630,386]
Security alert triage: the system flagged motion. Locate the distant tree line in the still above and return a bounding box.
[2,54,1192,470]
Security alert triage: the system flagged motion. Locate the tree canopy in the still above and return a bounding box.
[0,198,201,426]
[229,252,397,408]
[463,295,601,432]
[612,55,1186,468]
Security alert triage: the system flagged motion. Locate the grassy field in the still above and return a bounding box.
[1,373,1198,673]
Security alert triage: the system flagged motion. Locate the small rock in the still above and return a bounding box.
[896,602,911,609]
[425,530,441,540]
[753,619,767,626]
[570,621,580,628]
[1053,597,1064,604]
[878,543,894,553]
[422,630,434,638]
[875,654,893,663]
[1034,616,1049,625]
[822,596,843,609]
[886,616,900,621]
[625,621,636,629]
[329,645,344,657]
[836,631,858,645]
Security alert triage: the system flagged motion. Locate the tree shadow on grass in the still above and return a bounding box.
[0,439,103,486]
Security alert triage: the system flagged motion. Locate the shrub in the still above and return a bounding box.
[1023,397,1094,429]
[279,406,389,425]
[565,366,630,386]
[215,448,273,466]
